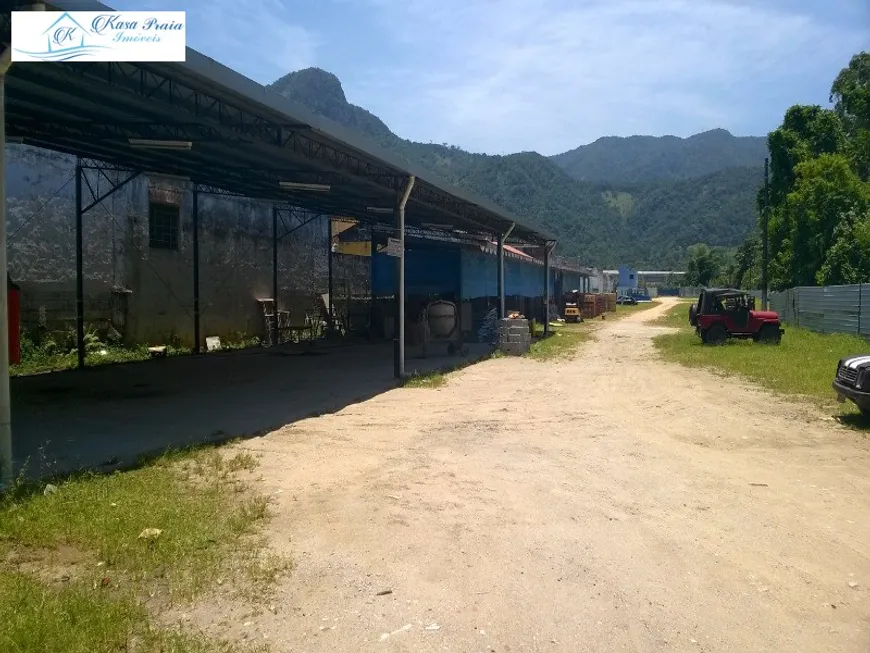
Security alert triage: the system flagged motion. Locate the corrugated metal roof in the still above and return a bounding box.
[2,1,554,246]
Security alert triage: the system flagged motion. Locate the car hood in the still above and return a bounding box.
[750,310,779,320]
[838,354,870,372]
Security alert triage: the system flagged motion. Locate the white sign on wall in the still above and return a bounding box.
[11,11,187,62]
[382,237,403,257]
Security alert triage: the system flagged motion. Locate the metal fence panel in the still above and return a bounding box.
[796,285,860,334]
[761,283,868,338]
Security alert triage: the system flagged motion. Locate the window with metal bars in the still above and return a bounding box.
[148,202,180,250]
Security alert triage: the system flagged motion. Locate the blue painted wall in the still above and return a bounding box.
[461,249,549,299]
[460,249,497,299]
[373,242,564,300]
[618,265,638,292]
[372,244,461,298]
[562,270,583,291]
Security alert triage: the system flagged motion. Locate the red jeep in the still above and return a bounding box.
[688,288,784,345]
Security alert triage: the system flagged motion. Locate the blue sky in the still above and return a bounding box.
[115,0,868,156]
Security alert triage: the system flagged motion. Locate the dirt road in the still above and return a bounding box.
[198,299,870,652]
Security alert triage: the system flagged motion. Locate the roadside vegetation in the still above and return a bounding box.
[652,298,694,326]
[526,322,591,361]
[14,327,261,377]
[0,446,285,653]
[653,301,867,418]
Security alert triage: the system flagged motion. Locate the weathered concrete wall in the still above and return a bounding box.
[5,144,359,347]
[7,145,121,331]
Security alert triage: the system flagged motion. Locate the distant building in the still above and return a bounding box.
[602,269,685,293]
[616,266,638,295]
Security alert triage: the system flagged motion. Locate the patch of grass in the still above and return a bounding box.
[653,302,867,417]
[2,449,272,598]
[0,447,283,653]
[403,371,448,388]
[0,571,258,653]
[526,324,590,361]
[13,343,155,377]
[12,327,262,377]
[652,300,693,326]
[225,451,260,473]
[402,350,492,389]
[217,331,263,352]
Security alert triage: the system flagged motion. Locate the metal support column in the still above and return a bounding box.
[369,227,376,340]
[761,157,770,310]
[543,243,554,337]
[498,223,515,319]
[192,188,200,353]
[1,3,44,486]
[0,73,10,484]
[271,206,279,347]
[75,158,85,369]
[327,218,334,336]
[394,176,415,379]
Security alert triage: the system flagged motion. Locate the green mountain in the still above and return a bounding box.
[269,68,396,144]
[267,68,765,268]
[604,166,766,267]
[551,129,768,184]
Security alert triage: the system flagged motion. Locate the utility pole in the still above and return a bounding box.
[761,157,770,311]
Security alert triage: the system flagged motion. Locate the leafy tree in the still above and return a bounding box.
[732,233,761,289]
[765,105,845,206]
[818,208,870,285]
[776,154,870,287]
[684,243,723,287]
[831,52,870,132]
[715,259,739,289]
[750,51,870,290]
[831,52,870,180]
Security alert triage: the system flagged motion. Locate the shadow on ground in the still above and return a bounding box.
[835,411,870,430]
[11,340,491,479]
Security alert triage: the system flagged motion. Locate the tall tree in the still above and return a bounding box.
[762,106,845,276]
[831,51,870,180]
[831,52,870,132]
[765,105,845,207]
[778,154,870,287]
[752,51,870,290]
[733,233,761,289]
[818,208,870,285]
[684,243,722,287]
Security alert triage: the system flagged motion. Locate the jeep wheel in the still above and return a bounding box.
[688,304,698,327]
[703,324,727,346]
[756,323,782,345]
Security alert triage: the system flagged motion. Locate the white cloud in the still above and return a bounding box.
[124,0,320,85]
[354,0,868,154]
[195,0,320,84]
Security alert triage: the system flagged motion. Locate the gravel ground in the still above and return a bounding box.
[186,298,870,652]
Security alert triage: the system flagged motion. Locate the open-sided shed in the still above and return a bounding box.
[0,1,557,483]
